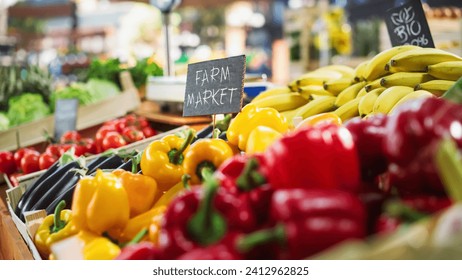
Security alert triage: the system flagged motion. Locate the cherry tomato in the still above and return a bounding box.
[38,152,58,170]
[14,148,37,169]
[141,126,157,138]
[122,126,145,143]
[20,151,40,174]
[59,143,86,157]
[0,151,17,175]
[8,172,23,187]
[96,125,117,153]
[125,115,149,129]
[136,116,149,128]
[45,144,62,157]
[60,131,82,144]
[102,132,127,151]
[114,119,128,133]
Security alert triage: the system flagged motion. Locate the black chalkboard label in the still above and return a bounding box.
[183,55,246,117]
[385,0,434,47]
[54,98,79,140]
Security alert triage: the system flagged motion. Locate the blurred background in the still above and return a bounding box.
[1,0,461,86]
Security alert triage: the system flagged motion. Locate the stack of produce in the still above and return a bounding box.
[0,114,158,185]
[251,46,462,125]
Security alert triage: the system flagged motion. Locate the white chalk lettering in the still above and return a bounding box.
[195,70,203,86]
[221,66,230,82]
[195,92,203,108]
[212,88,220,105]
[203,89,212,105]
[186,93,195,106]
[210,67,219,82]
[228,88,238,104]
[201,70,209,86]
[219,88,227,104]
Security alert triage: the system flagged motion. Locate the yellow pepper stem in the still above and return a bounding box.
[187,178,226,246]
[236,158,266,191]
[182,174,191,190]
[169,129,195,165]
[52,200,67,233]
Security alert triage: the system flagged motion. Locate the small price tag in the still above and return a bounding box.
[183,55,246,117]
[385,0,434,47]
[54,98,79,140]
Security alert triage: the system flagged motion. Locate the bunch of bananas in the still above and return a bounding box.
[250,46,462,125]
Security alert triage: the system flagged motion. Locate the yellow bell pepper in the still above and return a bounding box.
[117,206,166,243]
[227,104,289,151]
[140,130,194,191]
[79,231,121,260]
[71,169,130,235]
[112,169,159,218]
[34,200,78,259]
[183,138,234,185]
[245,125,283,154]
[153,180,186,208]
[296,112,342,129]
[148,212,164,245]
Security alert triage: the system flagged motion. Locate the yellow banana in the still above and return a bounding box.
[353,60,369,82]
[319,65,355,79]
[251,87,292,103]
[250,92,307,112]
[293,96,337,119]
[334,81,367,108]
[291,69,344,88]
[323,78,355,95]
[414,80,455,97]
[373,86,414,114]
[356,86,369,98]
[363,45,421,81]
[426,61,462,81]
[333,98,361,122]
[380,72,433,88]
[365,79,383,92]
[358,88,386,117]
[389,90,435,114]
[298,85,335,99]
[387,48,462,73]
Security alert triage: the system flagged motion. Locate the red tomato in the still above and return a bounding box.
[8,172,23,187]
[14,148,37,169]
[141,126,157,138]
[101,132,127,151]
[80,138,97,155]
[38,152,58,170]
[59,143,86,157]
[20,151,40,174]
[0,151,17,175]
[136,116,149,128]
[113,119,128,133]
[95,125,117,152]
[60,131,82,144]
[45,144,62,157]
[122,126,145,143]
[125,115,149,129]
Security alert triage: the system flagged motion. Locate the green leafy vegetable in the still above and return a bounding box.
[86,79,120,103]
[7,93,51,126]
[129,58,163,88]
[50,83,93,111]
[0,112,9,131]
[85,58,123,89]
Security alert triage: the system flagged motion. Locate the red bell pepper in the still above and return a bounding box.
[237,188,366,259]
[215,154,274,226]
[260,123,361,192]
[344,114,389,182]
[383,97,462,195]
[115,241,163,260]
[176,232,243,260]
[157,179,256,259]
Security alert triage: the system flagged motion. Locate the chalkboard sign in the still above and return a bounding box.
[385,0,434,47]
[54,98,79,140]
[183,55,246,117]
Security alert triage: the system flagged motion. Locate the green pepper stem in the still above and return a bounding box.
[171,129,194,165]
[125,228,148,246]
[182,174,191,190]
[131,152,143,174]
[215,114,232,132]
[212,128,221,139]
[51,200,66,233]
[442,77,462,104]
[200,164,215,182]
[187,177,227,246]
[237,224,286,253]
[385,200,427,223]
[236,157,266,191]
